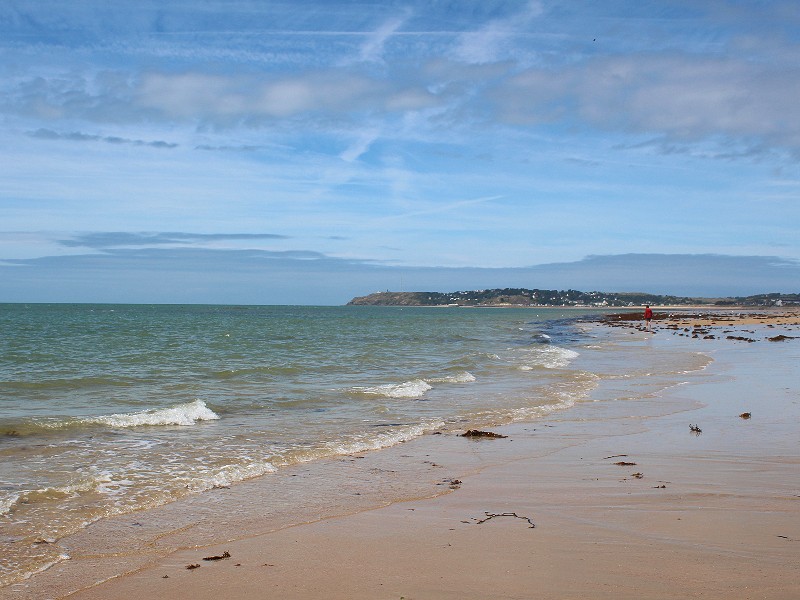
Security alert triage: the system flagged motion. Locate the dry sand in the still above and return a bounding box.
[5,309,799,600]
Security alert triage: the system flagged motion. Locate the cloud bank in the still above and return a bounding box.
[1,241,796,305]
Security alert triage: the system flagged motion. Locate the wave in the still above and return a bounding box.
[456,370,600,426]
[189,419,447,491]
[427,372,476,384]
[525,332,552,344]
[518,346,579,370]
[3,400,220,436]
[0,473,114,517]
[319,419,446,455]
[186,461,279,492]
[74,399,220,428]
[354,379,433,398]
[351,371,475,399]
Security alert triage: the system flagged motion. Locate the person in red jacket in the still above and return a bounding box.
[644,305,653,331]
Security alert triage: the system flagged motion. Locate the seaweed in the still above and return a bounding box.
[461,430,507,438]
[474,512,535,528]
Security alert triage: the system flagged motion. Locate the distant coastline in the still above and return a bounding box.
[347,288,799,308]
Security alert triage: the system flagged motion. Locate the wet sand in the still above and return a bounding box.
[5,310,799,600]
[608,306,800,329]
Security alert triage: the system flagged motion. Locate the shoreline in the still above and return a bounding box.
[601,306,800,333]
[5,310,799,599]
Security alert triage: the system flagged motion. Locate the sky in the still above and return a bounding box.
[1,0,799,304]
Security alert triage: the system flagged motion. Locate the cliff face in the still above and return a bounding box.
[347,292,441,306]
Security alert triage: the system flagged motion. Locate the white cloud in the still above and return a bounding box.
[453,0,544,64]
[9,27,799,158]
[125,70,438,123]
[340,129,380,162]
[356,12,411,64]
[496,53,800,153]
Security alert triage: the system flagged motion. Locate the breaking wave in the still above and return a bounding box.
[75,399,220,428]
[21,400,222,433]
[351,371,475,399]
[518,346,580,370]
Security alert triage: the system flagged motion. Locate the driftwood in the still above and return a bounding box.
[475,512,535,528]
[739,412,752,419]
[614,461,637,466]
[185,564,200,570]
[203,551,231,561]
[461,430,507,438]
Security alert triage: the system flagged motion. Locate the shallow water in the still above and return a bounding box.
[0,304,710,585]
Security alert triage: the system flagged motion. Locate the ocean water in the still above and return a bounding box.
[0,304,709,586]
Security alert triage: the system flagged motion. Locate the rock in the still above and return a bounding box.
[768,335,794,342]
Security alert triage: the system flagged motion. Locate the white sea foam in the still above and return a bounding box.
[428,371,476,384]
[355,379,433,399]
[33,400,220,431]
[518,346,580,370]
[95,474,134,498]
[0,492,21,516]
[354,372,475,398]
[505,373,599,421]
[14,553,71,583]
[264,420,450,477]
[78,399,220,428]
[89,400,219,427]
[322,420,446,455]
[507,396,576,421]
[0,474,112,516]
[186,461,279,492]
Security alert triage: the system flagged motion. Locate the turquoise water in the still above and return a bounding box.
[0,303,696,584]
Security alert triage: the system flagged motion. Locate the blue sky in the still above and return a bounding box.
[1,0,798,304]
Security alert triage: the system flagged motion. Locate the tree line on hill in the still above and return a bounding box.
[347,289,800,307]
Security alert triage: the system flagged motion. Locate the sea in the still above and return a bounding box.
[0,304,711,587]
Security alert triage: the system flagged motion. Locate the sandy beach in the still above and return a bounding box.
[4,309,799,600]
